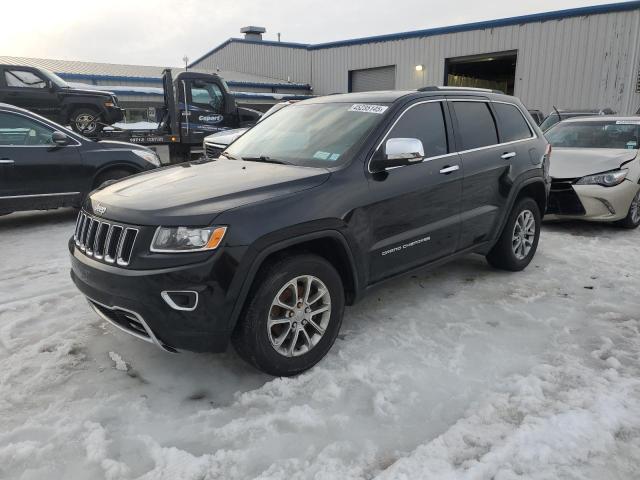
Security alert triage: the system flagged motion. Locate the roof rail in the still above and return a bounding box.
[417,86,505,94]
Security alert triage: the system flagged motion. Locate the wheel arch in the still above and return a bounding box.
[64,102,103,123]
[228,230,360,332]
[91,162,142,189]
[482,175,548,255]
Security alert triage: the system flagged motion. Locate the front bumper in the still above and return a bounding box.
[545,179,639,222]
[69,240,234,353]
[103,106,125,125]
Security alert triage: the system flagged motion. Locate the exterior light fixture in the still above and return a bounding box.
[415,65,424,72]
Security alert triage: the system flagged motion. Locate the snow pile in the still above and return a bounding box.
[0,210,639,479]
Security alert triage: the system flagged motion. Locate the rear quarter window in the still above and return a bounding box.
[451,101,498,150]
[494,103,533,142]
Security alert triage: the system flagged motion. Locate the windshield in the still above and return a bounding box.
[224,102,388,167]
[545,121,640,149]
[39,68,70,88]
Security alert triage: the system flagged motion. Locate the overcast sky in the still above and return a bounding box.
[2,0,624,66]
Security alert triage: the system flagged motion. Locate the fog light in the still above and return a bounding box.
[597,198,616,215]
[161,290,199,311]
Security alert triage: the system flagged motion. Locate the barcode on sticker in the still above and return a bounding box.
[348,104,388,114]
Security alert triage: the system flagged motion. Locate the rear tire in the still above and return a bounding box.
[93,169,134,189]
[616,189,640,229]
[486,197,541,271]
[70,108,102,135]
[232,254,345,376]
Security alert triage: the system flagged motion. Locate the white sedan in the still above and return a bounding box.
[545,117,640,228]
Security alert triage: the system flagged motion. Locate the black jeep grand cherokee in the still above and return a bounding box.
[70,88,550,376]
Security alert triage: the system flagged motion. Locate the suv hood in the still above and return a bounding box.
[62,87,114,98]
[550,148,638,179]
[86,159,330,225]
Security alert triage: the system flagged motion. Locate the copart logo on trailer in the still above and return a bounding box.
[198,114,224,123]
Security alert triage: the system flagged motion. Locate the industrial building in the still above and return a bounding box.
[189,1,640,115]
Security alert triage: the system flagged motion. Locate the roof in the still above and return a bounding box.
[190,1,640,66]
[0,55,311,90]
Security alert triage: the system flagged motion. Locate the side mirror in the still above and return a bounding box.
[47,80,55,92]
[370,138,424,173]
[51,131,69,146]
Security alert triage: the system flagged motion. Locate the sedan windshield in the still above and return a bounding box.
[545,121,640,149]
[224,102,389,167]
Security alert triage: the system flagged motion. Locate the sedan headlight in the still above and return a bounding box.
[576,169,628,187]
[133,149,161,167]
[151,226,227,253]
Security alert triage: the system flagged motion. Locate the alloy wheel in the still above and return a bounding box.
[76,114,97,133]
[267,275,331,357]
[512,209,536,260]
[630,190,640,225]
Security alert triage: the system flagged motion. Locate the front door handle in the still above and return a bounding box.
[501,151,517,159]
[439,165,460,174]
[0,159,14,165]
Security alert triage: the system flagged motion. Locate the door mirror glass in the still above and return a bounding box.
[51,131,69,146]
[370,137,424,172]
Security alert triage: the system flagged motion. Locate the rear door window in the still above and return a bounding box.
[494,102,533,142]
[4,70,47,89]
[387,101,448,158]
[450,101,498,150]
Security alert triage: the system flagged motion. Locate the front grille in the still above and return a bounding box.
[204,142,224,159]
[74,211,138,266]
[547,179,586,215]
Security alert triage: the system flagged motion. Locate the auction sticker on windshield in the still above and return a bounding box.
[348,104,388,114]
[616,120,640,125]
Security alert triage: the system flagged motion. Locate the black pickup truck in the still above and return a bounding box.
[0,64,124,135]
[70,87,550,376]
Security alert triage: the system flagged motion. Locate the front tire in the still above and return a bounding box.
[232,254,345,376]
[70,108,102,135]
[616,189,640,229]
[486,197,541,271]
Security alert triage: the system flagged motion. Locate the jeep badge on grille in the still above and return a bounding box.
[95,204,107,215]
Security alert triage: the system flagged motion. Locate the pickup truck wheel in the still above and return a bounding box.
[232,254,345,376]
[70,108,102,135]
[486,197,541,271]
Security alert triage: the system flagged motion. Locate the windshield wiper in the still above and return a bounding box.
[242,155,291,165]
[219,151,238,160]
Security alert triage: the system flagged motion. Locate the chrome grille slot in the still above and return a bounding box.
[74,211,139,267]
[117,228,138,266]
[105,225,123,263]
[204,143,224,159]
[93,223,108,259]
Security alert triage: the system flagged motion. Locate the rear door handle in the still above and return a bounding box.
[0,159,14,165]
[501,151,516,159]
[439,165,460,174]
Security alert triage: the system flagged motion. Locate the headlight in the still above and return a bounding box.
[151,226,227,253]
[132,149,161,167]
[576,169,628,187]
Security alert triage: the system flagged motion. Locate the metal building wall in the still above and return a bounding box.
[310,10,640,114]
[191,42,312,85]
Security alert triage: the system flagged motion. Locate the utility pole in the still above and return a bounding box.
[183,55,189,71]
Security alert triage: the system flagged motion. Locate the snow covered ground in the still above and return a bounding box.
[1,209,639,479]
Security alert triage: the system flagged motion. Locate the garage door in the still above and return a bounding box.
[349,65,396,92]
